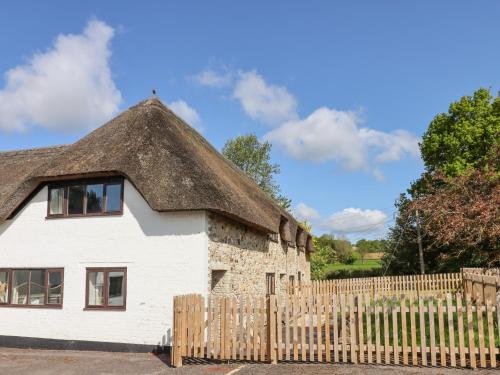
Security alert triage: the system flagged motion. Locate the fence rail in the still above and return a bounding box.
[171,292,500,369]
[288,273,463,297]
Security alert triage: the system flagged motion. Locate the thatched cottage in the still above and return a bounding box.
[0,98,312,351]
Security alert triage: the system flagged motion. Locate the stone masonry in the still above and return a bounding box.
[207,212,311,298]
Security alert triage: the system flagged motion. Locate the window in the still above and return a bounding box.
[68,185,85,214]
[105,183,122,212]
[289,275,295,294]
[86,268,126,310]
[211,270,228,294]
[0,269,63,308]
[86,184,104,213]
[0,271,9,303]
[268,233,279,243]
[266,273,276,295]
[48,270,63,304]
[47,179,123,218]
[49,187,64,215]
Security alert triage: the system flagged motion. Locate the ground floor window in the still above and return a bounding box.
[0,268,63,307]
[211,270,229,294]
[85,268,126,310]
[266,273,276,295]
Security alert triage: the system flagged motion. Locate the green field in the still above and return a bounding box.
[324,259,382,272]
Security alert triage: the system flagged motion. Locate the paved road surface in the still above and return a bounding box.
[0,348,497,375]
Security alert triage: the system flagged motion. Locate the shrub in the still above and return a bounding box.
[338,251,356,265]
[324,268,383,280]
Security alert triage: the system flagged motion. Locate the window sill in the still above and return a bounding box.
[0,304,62,309]
[84,307,126,311]
[46,212,123,220]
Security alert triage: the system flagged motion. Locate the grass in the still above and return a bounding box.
[324,259,382,272]
[360,297,500,349]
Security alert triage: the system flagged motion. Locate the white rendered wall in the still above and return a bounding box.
[0,180,208,346]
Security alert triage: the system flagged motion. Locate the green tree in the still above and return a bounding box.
[381,195,428,275]
[420,88,499,177]
[356,242,369,264]
[310,238,328,280]
[334,238,355,264]
[222,134,291,210]
[355,239,387,253]
[356,239,387,264]
[314,234,337,263]
[385,88,500,274]
[297,222,328,280]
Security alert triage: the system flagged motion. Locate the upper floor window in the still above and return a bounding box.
[48,179,123,218]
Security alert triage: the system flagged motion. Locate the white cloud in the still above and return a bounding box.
[168,100,201,129]
[265,107,366,170]
[324,208,388,235]
[292,203,389,238]
[294,202,321,222]
[193,67,419,177]
[233,70,298,126]
[0,19,121,132]
[264,107,419,173]
[360,128,420,162]
[193,69,232,88]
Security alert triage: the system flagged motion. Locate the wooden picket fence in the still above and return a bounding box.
[463,272,500,305]
[171,292,500,369]
[463,268,500,277]
[288,273,463,297]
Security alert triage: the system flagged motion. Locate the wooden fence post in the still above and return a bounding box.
[171,295,185,367]
[268,294,277,364]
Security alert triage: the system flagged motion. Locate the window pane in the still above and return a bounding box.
[0,271,8,303]
[86,184,103,213]
[29,270,46,305]
[105,184,122,212]
[49,188,64,215]
[108,271,125,306]
[88,271,104,306]
[12,270,29,305]
[68,185,85,214]
[48,271,63,305]
[266,273,275,295]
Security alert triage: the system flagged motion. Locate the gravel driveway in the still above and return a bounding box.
[0,348,498,375]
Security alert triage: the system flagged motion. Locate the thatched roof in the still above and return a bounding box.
[0,145,68,221]
[0,98,312,248]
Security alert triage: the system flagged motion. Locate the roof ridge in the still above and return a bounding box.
[0,145,68,157]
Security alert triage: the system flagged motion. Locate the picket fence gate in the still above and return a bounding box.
[171,292,500,369]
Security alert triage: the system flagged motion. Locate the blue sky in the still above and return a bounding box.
[1,1,499,241]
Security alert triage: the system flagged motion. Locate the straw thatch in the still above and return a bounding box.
[0,98,309,245]
[0,145,68,221]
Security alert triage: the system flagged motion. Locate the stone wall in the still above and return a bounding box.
[207,212,311,298]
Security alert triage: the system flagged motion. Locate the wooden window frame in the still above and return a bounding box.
[85,267,127,311]
[289,275,295,293]
[266,272,276,295]
[0,268,64,309]
[47,178,124,219]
